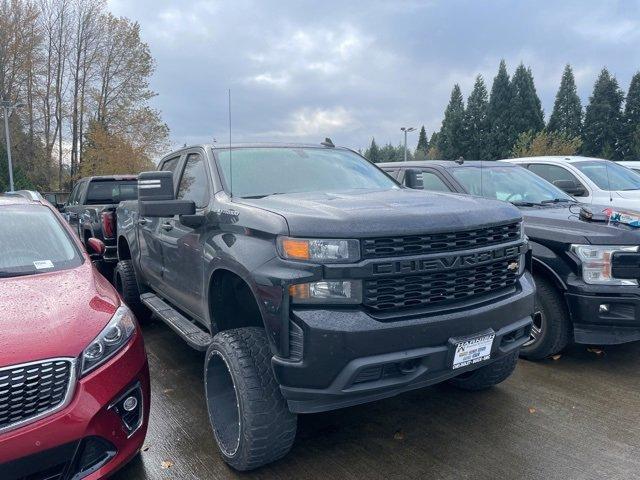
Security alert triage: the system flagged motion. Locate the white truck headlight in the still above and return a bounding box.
[81,305,137,375]
[571,245,639,286]
[278,237,360,263]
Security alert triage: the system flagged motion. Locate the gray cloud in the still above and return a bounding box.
[108,0,640,152]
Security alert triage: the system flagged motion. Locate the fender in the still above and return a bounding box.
[203,231,319,357]
[529,239,569,290]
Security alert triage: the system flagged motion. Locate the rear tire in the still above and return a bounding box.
[520,274,571,360]
[204,328,297,471]
[448,350,519,391]
[113,260,146,319]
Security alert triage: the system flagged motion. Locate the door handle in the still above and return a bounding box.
[138,218,148,226]
[161,221,173,231]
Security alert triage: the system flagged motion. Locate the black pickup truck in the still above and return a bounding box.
[115,143,534,470]
[381,160,640,359]
[63,175,138,265]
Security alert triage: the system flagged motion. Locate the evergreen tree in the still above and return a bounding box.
[462,75,490,159]
[510,64,545,138]
[548,64,583,138]
[379,143,397,162]
[364,138,381,163]
[437,84,466,159]
[415,125,429,158]
[622,72,640,160]
[488,60,514,159]
[582,68,625,159]
[426,132,440,159]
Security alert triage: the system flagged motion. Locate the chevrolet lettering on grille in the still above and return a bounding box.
[372,245,522,276]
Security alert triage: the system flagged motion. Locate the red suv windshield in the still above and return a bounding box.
[0,204,83,278]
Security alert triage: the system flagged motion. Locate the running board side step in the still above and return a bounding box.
[140,293,212,351]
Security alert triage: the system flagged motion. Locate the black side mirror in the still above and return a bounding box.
[138,171,196,217]
[553,179,586,197]
[404,169,424,189]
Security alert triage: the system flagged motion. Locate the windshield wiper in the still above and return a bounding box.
[511,201,543,207]
[240,192,287,199]
[540,198,576,204]
[0,270,36,278]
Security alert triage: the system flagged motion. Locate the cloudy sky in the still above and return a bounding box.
[107,0,640,152]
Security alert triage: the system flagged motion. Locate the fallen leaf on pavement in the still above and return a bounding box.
[161,460,174,469]
[528,407,537,414]
[142,445,150,452]
[551,354,562,361]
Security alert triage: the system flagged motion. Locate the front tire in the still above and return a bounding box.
[113,260,146,318]
[205,328,297,471]
[448,350,519,391]
[520,274,571,360]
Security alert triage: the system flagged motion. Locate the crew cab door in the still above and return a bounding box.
[138,155,183,286]
[159,150,211,318]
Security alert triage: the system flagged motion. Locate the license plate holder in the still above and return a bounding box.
[449,330,495,370]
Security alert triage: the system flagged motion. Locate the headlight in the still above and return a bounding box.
[289,280,362,304]
[277,237,360,263]
[81,305,136,375]
[570,245,639,286]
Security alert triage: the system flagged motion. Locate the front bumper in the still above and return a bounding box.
[273,273,535,414]
[0,330,150,480]
[566,281,640,344]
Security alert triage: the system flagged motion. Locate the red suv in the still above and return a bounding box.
[0,192,150,479]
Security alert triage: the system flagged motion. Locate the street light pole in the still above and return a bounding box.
[1,100,24,192]
[400,127,416,162]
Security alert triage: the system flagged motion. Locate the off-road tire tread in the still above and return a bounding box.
[114,260,144,316]
[207,327,297,471]
[448,350,519,391]
[521,274,571,360]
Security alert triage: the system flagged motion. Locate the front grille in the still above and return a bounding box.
[0,359,75,433]
[362,222,521,259]
[364,258,519,311]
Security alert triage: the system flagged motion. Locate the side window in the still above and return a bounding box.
[528,164,581,186]
[384,169,399,180]
[405,170,452,192]
[67,184,79,206]
[76,181,89,204]
[161,156,181,175]
[177,153,210,209]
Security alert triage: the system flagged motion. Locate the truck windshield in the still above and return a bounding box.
[450,165,574,205]
[86,180,138,204]
[216,147,398,198]
[573,161,640,191]
[0,205,83,278]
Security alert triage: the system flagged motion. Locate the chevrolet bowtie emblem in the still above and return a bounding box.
[507,261,519,272]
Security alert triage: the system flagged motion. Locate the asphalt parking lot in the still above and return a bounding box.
[114,320,640,480]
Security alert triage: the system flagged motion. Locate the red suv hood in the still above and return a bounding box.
[0,262,120,367]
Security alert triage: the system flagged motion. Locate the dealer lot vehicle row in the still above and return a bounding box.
[381,159,640,359]
[2,145,640,477]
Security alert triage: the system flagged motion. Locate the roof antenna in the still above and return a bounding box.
[321,137,335,148]
[604,160,613,205]
[228,88,233,198]
[480,158,484,197]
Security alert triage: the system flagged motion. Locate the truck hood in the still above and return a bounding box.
[0,262,120,367]
[238,188,521,237]
[522,203,640,245]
